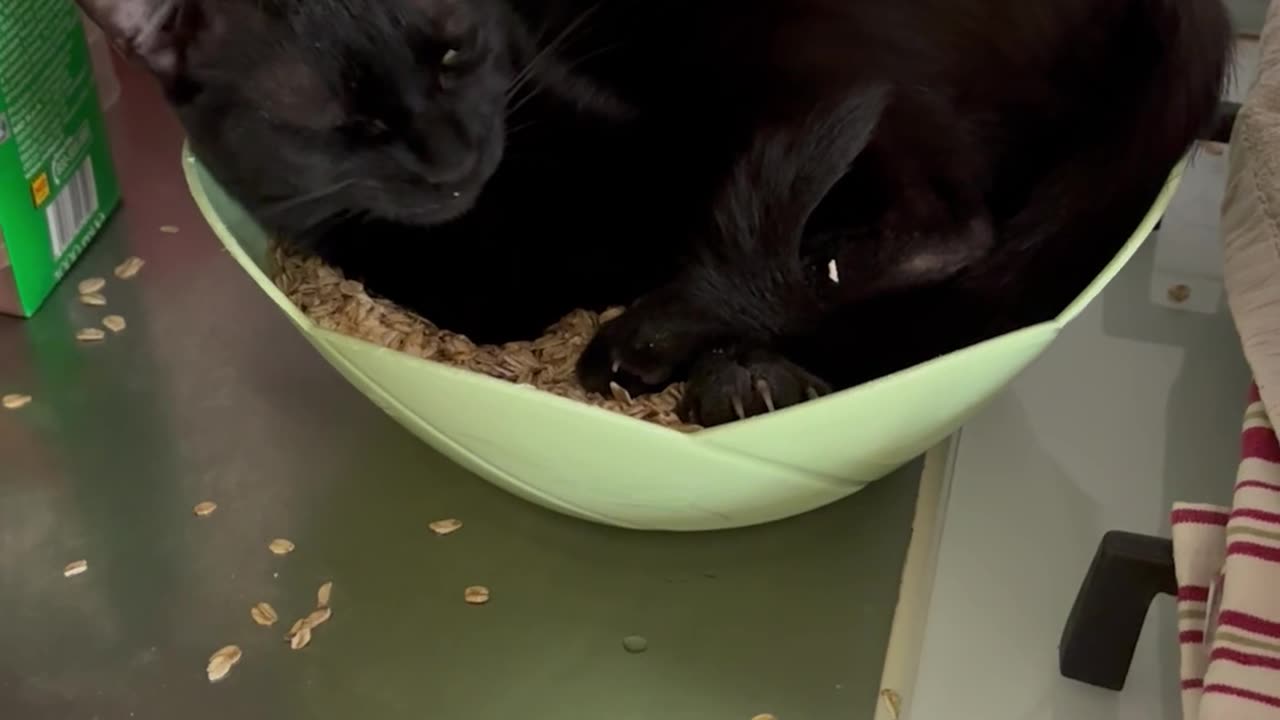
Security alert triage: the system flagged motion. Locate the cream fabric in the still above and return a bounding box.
[1224,0,1280,420]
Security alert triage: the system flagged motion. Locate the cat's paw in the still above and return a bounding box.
[680,348,832,426]
[576,294,716,396]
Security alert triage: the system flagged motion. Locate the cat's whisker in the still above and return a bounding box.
[505,3,601,102]
[259,179,362,224]
[505,119,541,138]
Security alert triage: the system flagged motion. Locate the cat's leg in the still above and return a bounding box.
[675,224,1001,424]
[670,219,998,425]
[577,87,890,395]
[578,88,999,425]
[671,103,1002,423]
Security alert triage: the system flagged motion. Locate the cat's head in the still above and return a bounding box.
[79,0,518,236]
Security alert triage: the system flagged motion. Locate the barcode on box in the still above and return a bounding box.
[45,157,98,258]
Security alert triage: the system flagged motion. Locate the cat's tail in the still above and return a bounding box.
[979,0,1234,318]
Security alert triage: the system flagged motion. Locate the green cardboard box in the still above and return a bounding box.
[0,0,121,317]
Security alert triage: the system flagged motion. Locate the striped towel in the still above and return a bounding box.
[1173,384,1280,719]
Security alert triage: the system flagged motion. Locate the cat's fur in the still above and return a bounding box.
[81,0,1233,425]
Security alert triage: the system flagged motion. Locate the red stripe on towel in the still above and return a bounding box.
[1237,480,1280,494]
[1204,684,1280,709]
[1182,678,1204,690]
[1181,630,1206,644]
[1179,585,1211,602]
[1242,426,1280,462]
[1211,647,1280,670]
[1232,508,1280,525]
[1218,611,1280,639]
[1172,509,1231,526]
[1226,541,1280,564]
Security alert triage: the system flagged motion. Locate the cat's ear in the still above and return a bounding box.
[75,0,204,80]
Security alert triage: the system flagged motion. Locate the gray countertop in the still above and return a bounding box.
[0,60,920,719]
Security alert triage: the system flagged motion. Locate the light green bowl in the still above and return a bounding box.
[184,145,1182,531]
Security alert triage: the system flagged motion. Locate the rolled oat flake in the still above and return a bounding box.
[77,277,105,294]
[250,602,279,626]
[75,328,106,342]
[63,560,88,577]
[317,581,334,608]
[102,315,127,333]
[428,518,463,536]
[206,654,234,683]
[2,394,32,410]
[305,606,332,629]
[114,256,145,280]
[268,538,295,555]
[289,626,312,650]
[206,645,242,683]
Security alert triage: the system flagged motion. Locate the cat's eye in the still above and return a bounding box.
[441,49,461,68]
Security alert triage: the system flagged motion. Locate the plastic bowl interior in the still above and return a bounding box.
[184,144,1183,531]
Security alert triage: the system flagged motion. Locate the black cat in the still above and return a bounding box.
[80,0,1233,426]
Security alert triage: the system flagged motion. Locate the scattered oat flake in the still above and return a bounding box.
[159,225,180,234]
[268,538,295,555]
[79,292,107,307]
[289,626,312,650]
[317,581,333,608]
[63,560,88,577]
[102,315,127,333]
[206,645,242,683]
[114,257,145,279]
[464,585,491,605]
[428,518,463,536]
[77,277,106,294]
[206,655,234,683]
[193,501,217,517]
[3,393,32,410]
[304,607,332,629]
[250,602,279,627]
[752,715,777,720]
[828,259,841,284]
[880,689,902,720]
[75,328,106,342]
[286,618,308,639]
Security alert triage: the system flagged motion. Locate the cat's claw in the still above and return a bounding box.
[681,348,832,427]
[756,379,776,413]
